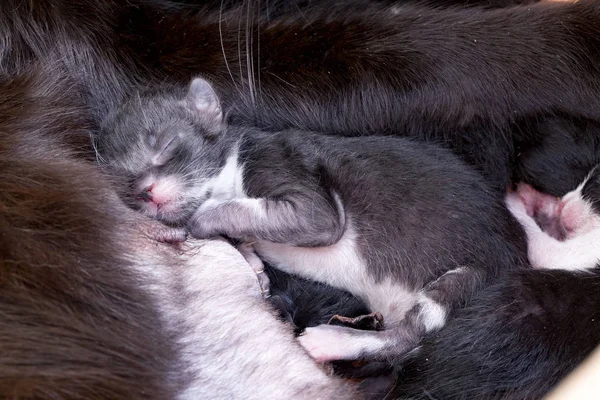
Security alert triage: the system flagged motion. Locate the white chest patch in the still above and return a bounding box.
[190,147,246,204]
[253,220,417,326]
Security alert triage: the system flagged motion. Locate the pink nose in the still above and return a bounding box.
[136,183,156,203]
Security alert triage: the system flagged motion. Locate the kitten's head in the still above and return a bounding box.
[96,78,231,225]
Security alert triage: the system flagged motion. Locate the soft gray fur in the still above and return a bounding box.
[97,77,528,364]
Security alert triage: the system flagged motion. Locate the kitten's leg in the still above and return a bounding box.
[299,266,488,363]
[506,192,600,271]
[145,225,188,243]
[238,243,271,298]
[188,192,345,246]
[299,324,397,363]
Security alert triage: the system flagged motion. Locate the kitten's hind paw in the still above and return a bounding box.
[328,312,384,331]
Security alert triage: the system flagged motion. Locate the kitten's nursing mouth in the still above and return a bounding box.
[129,175,195,224]
[132,191,188,225]
[141,201,190,225]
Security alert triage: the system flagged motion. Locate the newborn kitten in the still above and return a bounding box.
[506,167,600,271]
[96,77,527,364]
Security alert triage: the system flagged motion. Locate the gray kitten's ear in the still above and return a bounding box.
[184,78,223,126]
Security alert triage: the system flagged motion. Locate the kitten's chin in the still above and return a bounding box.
[154,209,187,226]
[136,201,186,226]
[155,206,194,226]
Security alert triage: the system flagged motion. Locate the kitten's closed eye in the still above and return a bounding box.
[152,134,180,166]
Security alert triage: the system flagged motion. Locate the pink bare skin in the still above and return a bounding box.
[506,183,600,271]
[514,183,565,240]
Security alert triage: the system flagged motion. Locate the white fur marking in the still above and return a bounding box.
[417,294,447,332]
[253,221,417,326]
[298,325,388,362]
[190,147,246,202]
[507,190,600,271]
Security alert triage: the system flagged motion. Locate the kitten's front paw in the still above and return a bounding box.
[145,224,188,244]
[187,199,233,239]
[187,206,223,239]
[187,217,218,239]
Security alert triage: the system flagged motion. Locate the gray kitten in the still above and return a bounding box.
[96,77,528,364]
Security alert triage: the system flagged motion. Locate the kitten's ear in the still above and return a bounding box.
[184,78,223,125]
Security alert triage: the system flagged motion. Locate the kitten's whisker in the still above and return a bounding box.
[245,0,255,106]
[237,4,244,93]
[90,134,105,165]
[219,0,241,94]
[256,0,261,99]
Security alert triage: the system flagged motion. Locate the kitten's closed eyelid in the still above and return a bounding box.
[151,134,180,166]
[160,135,177,152]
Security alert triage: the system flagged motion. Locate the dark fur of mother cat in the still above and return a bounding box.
[393,268,600,400]
[3,0,600,192]
[115,0,600,193]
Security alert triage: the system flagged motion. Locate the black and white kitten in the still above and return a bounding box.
[96,77,527,364]
[393,169,600,399]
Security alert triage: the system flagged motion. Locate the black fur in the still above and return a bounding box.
[512,116,600,197]
[118,0,600,190]
[395,268,600,400]
[3,0,600,190]
[266,266,371,333]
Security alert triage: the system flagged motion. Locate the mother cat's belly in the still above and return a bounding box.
[253,221,418,326]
